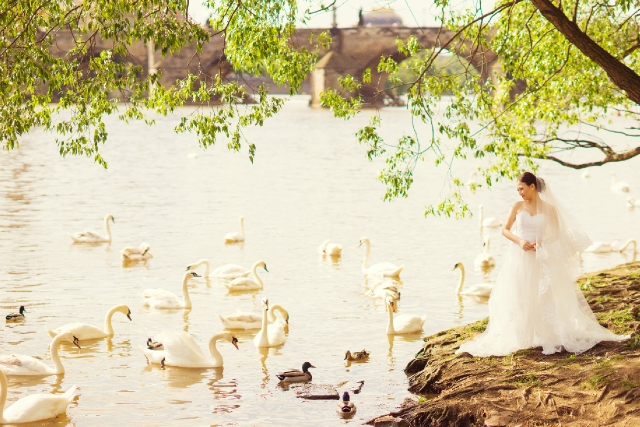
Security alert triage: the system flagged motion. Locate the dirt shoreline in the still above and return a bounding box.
[369,261,640,427]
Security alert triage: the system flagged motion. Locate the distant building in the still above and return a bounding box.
[357,8,403,27]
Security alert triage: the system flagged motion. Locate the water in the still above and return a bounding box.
[0,97,638,426]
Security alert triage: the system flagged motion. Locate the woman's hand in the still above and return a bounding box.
[519,239,536,251]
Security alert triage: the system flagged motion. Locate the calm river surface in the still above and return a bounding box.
[1,96,639,426]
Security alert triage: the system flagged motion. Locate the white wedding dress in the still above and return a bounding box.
[457,208,628,357]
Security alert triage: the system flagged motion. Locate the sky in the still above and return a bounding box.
[187,0,465,28]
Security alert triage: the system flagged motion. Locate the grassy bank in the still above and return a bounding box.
[370,262,640,427]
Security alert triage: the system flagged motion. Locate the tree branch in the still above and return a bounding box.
[527,145,640,168]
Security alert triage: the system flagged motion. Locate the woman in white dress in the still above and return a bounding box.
[457,172,628,356]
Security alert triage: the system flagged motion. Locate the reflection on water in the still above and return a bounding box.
[0,98,638,426]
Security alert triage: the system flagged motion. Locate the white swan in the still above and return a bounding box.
[318,240,343,257]
[581,170,590,179]
[46,304,132,340]
[186,259,249,280]
[478,205,501,229]
[618,239,637,254]
[121,243,152,260]
[0,370,77,424]
[359,237,403,277]
[367,279,401,300]
[385,298,426,335]
[627,197,640,208]
[70,213,115,243]
[218,304,289,330]
[474,237,496,269]
[254,298,287,348]
[584,240,619,253]
[0,332,80,376]
[224,216,245,243]
[611,172,630,193]
[142,330,239,368]
[141,271,200,309]
[453,262,493,297]
[225,261,268,291]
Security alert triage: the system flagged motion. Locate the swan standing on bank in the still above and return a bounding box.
[359,237,403,278]
[141,271,200,309]
[453,262,493,297]
[224,216,245,243]
[121,243,152,261]
[0,370,78,424]
[474,237,496,269]
[225,261,268,291]
[70,213,115,243]
[218,303,289,330]
[0,332,80,376]
[611,172,630,193]
[318,240,343,257]
[254,298,287,348]
[186,259,249,280]
[47,304,132,340]
[478,205,501,229]
[142,330,239,368]
[385,298,426,335]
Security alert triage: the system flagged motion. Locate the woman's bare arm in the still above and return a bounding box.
[502,202,535,251]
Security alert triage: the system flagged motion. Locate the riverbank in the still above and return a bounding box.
[370,261,640,427]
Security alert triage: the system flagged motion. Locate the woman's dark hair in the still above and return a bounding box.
[518,171,545,192]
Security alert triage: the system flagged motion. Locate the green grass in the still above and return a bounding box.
[509,373,540,387]
[596,308,635,334]
[621,379,640,390]
[626,335,640,349]
[467,318,489,334]
[583,373,610,389]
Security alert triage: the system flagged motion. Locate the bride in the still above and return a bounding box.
[457,172,628,356]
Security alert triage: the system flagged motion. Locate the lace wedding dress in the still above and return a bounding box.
[457,189,628,357]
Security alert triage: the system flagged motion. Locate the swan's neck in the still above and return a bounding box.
[478,208,484,228]
[49,334,66,374]
[104,306,119,335]
[268,305,286,323]
[362,241,371,269]
[0,371,6,417]
[196,259,211,276]
[620,239,637,252]
[386,304,395,334]
[259,305,270,346]
[104,217,112,242]
[239,217,244,237]
[251,264,264,287]
[485,239,491,254]
[455,266,465,294]
[208,333,227,366]
[181,275,192,308]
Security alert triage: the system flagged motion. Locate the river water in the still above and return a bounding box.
[1,96,638,426]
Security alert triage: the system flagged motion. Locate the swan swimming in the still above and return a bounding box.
[121,243,152,261]
[385,298,426,335]
[224,216,245,243]
[0,332,80,376]
[453,262,493,297]
[141,271,200,309]
[225,261,268,291]
[318,240,343,257]
[70,213,115,243]
[627,197,640,208]
[359,237,403,278]
[218,303,289,330]
[47,304,132,340]
[186,259,249,280]
[0,370,78,424]
[478,205,502,229]
[611,172,630,193]
[254,298,287,348]
[474,237,496,269]
[618,239,637,254]
[584,240,619,253]
[142,330,238,368]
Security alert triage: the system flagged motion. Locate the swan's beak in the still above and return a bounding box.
[73,336,81,348]
[232,337,239,349]
[264,266,269,273]
[127,310,132,321]
[112,218,115,224]
[358,241,362,247]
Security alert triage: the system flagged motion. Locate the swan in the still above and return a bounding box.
[46,304,132,340]
[385,298,426,335]
[359,237,403,277]
[70,213,114,243]
[581,170,590,179]
[142,330,239,368]
[466,171,479,186]
[611,172,630,193]
[141,271,200,309]
[584,241,619,253]
[318,240,343,257]
[0,370,78,424]
[0,332,80,376]
[474,237,496,269]
[217,303,289,330]
[5,306,26,321]
[186,259,249,280]
[478,205,501,229]
[337,391,357,417]
[225,261,268,291]
[453,262,493,297]
[618,239,637,253]
[224,216,245,243]
[254,298,287,348]
[627,197,640,208]
[121,243,152,260]
[275,361,315,383]
[367,280,401,300]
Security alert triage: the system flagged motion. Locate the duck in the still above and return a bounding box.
[453,262,493,297]
[146,338,163,350]
[186,259,249,280]
[344,349,370,362]
[336,391,356,417]
[141,271,200,309]
[6,306,26,321]
[0,369,78,423]
[584,241,619,253]
[218,303,289,330]
[0,332,80,376]
[121,243,152,261]
[359,237,403,278]
[627,197,640,208]
[224,216,245,243]
[142,330,238,368]
[318,240,343,257]
[618,239,637,254]
[225,261,268,291]
[46,304,132,340]
[611,172,630,193]
[474,237,496,269]
[254,298,287,348]
[385,298,426,335]
[275,361,315,383]
[70,213,115,243]
[478,205,502,229]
